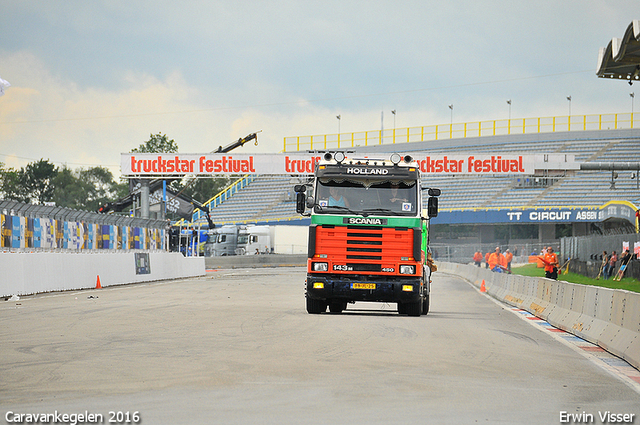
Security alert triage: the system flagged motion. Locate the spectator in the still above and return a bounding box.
[605,250,617,280]
[543,246,559,280]
[597,251,608,280]
[488,247,508,272]
[485,251,490,268]
[473,251,483,267]
[613,249,631,281]
[504,249,513,272]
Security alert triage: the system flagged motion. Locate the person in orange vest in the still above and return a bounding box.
[484,251,490,268]
[543,246,559,280]
[488,246,508,272]
[504,249,513,272]
[473,251,483,267]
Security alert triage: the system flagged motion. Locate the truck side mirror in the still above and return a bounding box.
[306,196,315,209]
[427,196,438,218]
[296,192,306,214]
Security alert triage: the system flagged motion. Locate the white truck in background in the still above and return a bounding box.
[205,224,308,256]
[236,225,274,255]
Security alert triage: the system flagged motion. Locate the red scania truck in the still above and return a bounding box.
[294,152,440,316]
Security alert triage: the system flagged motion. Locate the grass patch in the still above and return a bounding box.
[511,263,640,294]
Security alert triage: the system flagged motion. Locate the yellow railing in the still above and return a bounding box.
[283,112,639,152]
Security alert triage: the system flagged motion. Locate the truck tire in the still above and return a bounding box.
[328,300,346,313]
[306,297,327,314]
[421,294,430,315]
[406,300,422,317]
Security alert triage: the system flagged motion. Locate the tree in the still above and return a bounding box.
[23,159,58,204]
[0,163,27,202]
[172,177,231,205]
[131,133,179,153]
[52,166,127,211]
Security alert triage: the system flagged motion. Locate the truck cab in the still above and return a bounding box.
[236,225,273,255]
[295,152,439,316]
[211,224,239,256]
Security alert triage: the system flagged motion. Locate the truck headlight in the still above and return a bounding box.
[313,262,328,272]
[399,265,415,275]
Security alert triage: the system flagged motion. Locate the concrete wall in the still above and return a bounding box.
[1,251,205,297]
[205,254,307,269]
[437,261,640,370]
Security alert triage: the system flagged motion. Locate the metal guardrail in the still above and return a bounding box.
[1,199,168,251]
[0,200,167,228]
[284,112,639,152]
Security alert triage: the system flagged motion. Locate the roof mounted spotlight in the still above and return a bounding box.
[334,152,345,163]
[404,155,413,163]
[323,152,333,161]
[390,153,402,165]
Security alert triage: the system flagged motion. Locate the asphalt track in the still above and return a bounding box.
[1,267,639,425]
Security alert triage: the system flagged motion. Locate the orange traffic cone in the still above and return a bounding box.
[96,275,102,289]
[480,279,486,293]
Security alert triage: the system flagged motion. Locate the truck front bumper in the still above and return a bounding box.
[306,274,422,303]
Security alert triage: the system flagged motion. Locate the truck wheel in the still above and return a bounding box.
[328,300,346,313]
[306,297,327,314]
[406,300,422,317]
[421,294,430,315]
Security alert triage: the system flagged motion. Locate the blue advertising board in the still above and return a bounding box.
[432,201,637,226]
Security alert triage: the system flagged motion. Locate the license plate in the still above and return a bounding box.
[352,283,376,290]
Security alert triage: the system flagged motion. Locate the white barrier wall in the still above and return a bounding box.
[437,262,640,371]
[1,252,205,297]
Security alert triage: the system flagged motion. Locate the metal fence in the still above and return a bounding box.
[431,241,553,265]
[284,112,640,152]
[1,200,168,251]
[560,232,640,279]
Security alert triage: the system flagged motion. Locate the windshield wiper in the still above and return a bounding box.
[362,208,403,216]
[316,205,368,217]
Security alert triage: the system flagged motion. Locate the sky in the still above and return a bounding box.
[1,0,639,179]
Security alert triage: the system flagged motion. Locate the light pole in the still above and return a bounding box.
[448,104,453,124]
[566,96,572,116]
[507,99,511,120]
[391,110,396,129]
[336,115,341,146]
[632,93,635,128]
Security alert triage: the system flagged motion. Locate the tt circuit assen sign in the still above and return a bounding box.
[433,202,637,225]
[121,153,576,177]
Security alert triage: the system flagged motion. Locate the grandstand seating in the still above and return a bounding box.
[191,131,640,226]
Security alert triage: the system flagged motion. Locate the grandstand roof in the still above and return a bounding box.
[597,20,640,82]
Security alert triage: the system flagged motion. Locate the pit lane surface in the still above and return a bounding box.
[1,268,638,424]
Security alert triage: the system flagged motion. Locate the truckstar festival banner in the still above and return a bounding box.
[121,153,575,177]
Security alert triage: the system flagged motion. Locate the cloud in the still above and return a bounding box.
[2,1,640,181]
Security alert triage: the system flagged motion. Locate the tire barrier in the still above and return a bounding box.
[437,262,640,370]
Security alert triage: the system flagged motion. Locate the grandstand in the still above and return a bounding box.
[190,128,640,242]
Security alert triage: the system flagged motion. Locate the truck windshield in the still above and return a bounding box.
[237,235,248,244]
[315,179,418,216]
